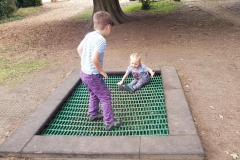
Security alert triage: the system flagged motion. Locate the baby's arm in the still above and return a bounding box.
[92,51,108,78]
[148,68,155,77]
[117,73,129,85]
[77,42,83,58]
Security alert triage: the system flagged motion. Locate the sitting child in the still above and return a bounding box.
[117,53,155,93]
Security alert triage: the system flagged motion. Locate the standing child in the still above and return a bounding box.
[117,53,155,93]
[77,11,121,131]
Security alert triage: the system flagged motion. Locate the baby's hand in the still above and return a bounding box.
[151,71,155,77]
[117,81,123,85]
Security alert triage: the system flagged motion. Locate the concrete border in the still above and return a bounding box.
[0,66,204,159]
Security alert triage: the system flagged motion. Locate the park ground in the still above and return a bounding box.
[0,0,240,159]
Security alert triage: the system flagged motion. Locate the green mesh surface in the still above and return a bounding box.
[40,74,169,136]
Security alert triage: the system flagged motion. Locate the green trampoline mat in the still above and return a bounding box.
[40,74,169,136]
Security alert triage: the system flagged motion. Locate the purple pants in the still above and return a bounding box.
[80,71,114,124]
[129,76,150,90]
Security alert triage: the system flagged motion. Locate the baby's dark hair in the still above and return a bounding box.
[93,11,113,30]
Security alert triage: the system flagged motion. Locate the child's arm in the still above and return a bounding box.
[92,51,108,78]
[117,73,129,85]
[77,42,83,58]
[148,68,155,77]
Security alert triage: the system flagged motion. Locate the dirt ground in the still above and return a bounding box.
[0,0,240,159]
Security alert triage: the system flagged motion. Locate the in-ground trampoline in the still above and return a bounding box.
[0,66,204,159]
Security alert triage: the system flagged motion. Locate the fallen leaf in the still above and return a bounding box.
[230,153,238,159]
[193,117,197,122]
[209,106,215,109]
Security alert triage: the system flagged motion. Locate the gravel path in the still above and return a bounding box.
[1,0,93,30]
[185,0,240,26]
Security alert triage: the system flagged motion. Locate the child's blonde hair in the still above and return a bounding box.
[130,53,141,64]
[93,11,113,30]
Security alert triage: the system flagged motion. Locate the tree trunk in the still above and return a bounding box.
[92,0,132,26]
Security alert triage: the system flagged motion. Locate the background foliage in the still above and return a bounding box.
[16,0,42,8]
[0,0,17,19]
[0,0,42,20]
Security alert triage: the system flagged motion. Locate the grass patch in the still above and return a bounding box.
[0,58,48,86]
[72,10,93,22]
[0,15,24,23]
[72,1,179,22]
[14,7,42,17]
[122,1,178,14]
[148,1,178,14]
[122,2,142,13]
[0,7,42,24]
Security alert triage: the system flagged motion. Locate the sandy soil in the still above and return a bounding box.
[0,0,240,159]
